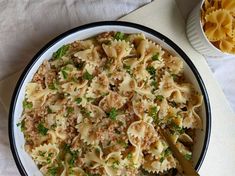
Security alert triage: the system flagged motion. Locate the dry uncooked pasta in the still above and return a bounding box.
[201,0,235,54]
[18,31,203,176]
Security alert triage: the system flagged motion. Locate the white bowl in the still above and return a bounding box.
[9,21,211,175]
[186,0,235,57]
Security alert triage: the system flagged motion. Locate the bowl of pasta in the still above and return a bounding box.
[9,21,211,176]
[186,0,235,57]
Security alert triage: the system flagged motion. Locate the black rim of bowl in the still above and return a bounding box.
[8,21,211,176]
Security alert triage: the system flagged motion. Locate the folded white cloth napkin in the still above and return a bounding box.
[0,0,151,175]
[207,56,235,111]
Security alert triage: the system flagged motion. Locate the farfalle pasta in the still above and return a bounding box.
[19,31,203,175]
[201,0,235,54]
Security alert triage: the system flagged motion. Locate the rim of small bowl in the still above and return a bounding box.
[8,21,211,176]
[198,0,235,57]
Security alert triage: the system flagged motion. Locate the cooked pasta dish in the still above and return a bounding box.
[18,32,203,176]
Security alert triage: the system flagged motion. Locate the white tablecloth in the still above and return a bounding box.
[0,0,234,175]
[0,1,151,175]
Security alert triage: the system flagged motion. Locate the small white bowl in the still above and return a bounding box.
[9,21,211,175]
[186,0,235,57]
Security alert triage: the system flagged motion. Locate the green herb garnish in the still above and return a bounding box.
[87,97,95,102]
[114,32,126,40]
[53,45,69,59]
[148,106,158,123]
[17,120,26,132]
[47,106,53,114]
[164,147,172,157]
[107,108,118,120]
[127,153,132,159]
[151,80,158,90]
[63,143,71,153]
[23,100,33,109]
[47,167,59,176]
[48,80,59,90]
[83,70,93,81]
[61,70,68,79]
[123,64,131,70]
[156,95,164,101]
[171,74,179,81]
[48,83,56,90]
[117,140,128,148]
[160,157,164,163]
[184,153,192,160]
[152,53,159,61]
[146,66,156,78]
[68,150,79,166]
[80,108,91,117]
[66,107,74,116]
[123,64,132,75]
[172,123,185,134]
[37,123,49,135]
[38,150,46,157]
[75,97,82,104]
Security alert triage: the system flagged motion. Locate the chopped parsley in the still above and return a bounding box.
[123,64,131,70]
[152,53,159,61]
[114,32,126,41]
[47,166,59,176]
[80,108,91,117]
[68,150,79,166]
[111,160,120,169]
[75,97,82,104]
[37,123,49,135]
[101,92,109,97]
[123,64,132,75]
[150,80,158,90]
[156,95,164,101]
[117,140,128,148]
[171,74,179,81]
[95,148,100,154]
[48,83,56,90]
[38,150,46,157]
[184,153,192,160]
[17,120,25,132]
[107,108,118,120]
[23,100,33,109]
[47,106,53,114]
[63,143,71,153]
[48,80,59,90]
[127,153,132,160]
[83,70,93,81]
[61,70,68,79]
[164,147,172,157]
[148,106,158,123]
[66,107,74,116]
[86,97,95,102]
[172,122,185,134]
[53,45,69,59]
[160,157,164,163]
[146,66,156,77]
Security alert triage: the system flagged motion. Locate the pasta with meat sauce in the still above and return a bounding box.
[18,32,203,176]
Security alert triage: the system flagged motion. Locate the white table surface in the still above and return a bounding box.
[0,0,235,175]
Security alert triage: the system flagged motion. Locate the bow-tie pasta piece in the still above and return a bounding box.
[205,9,233,41]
